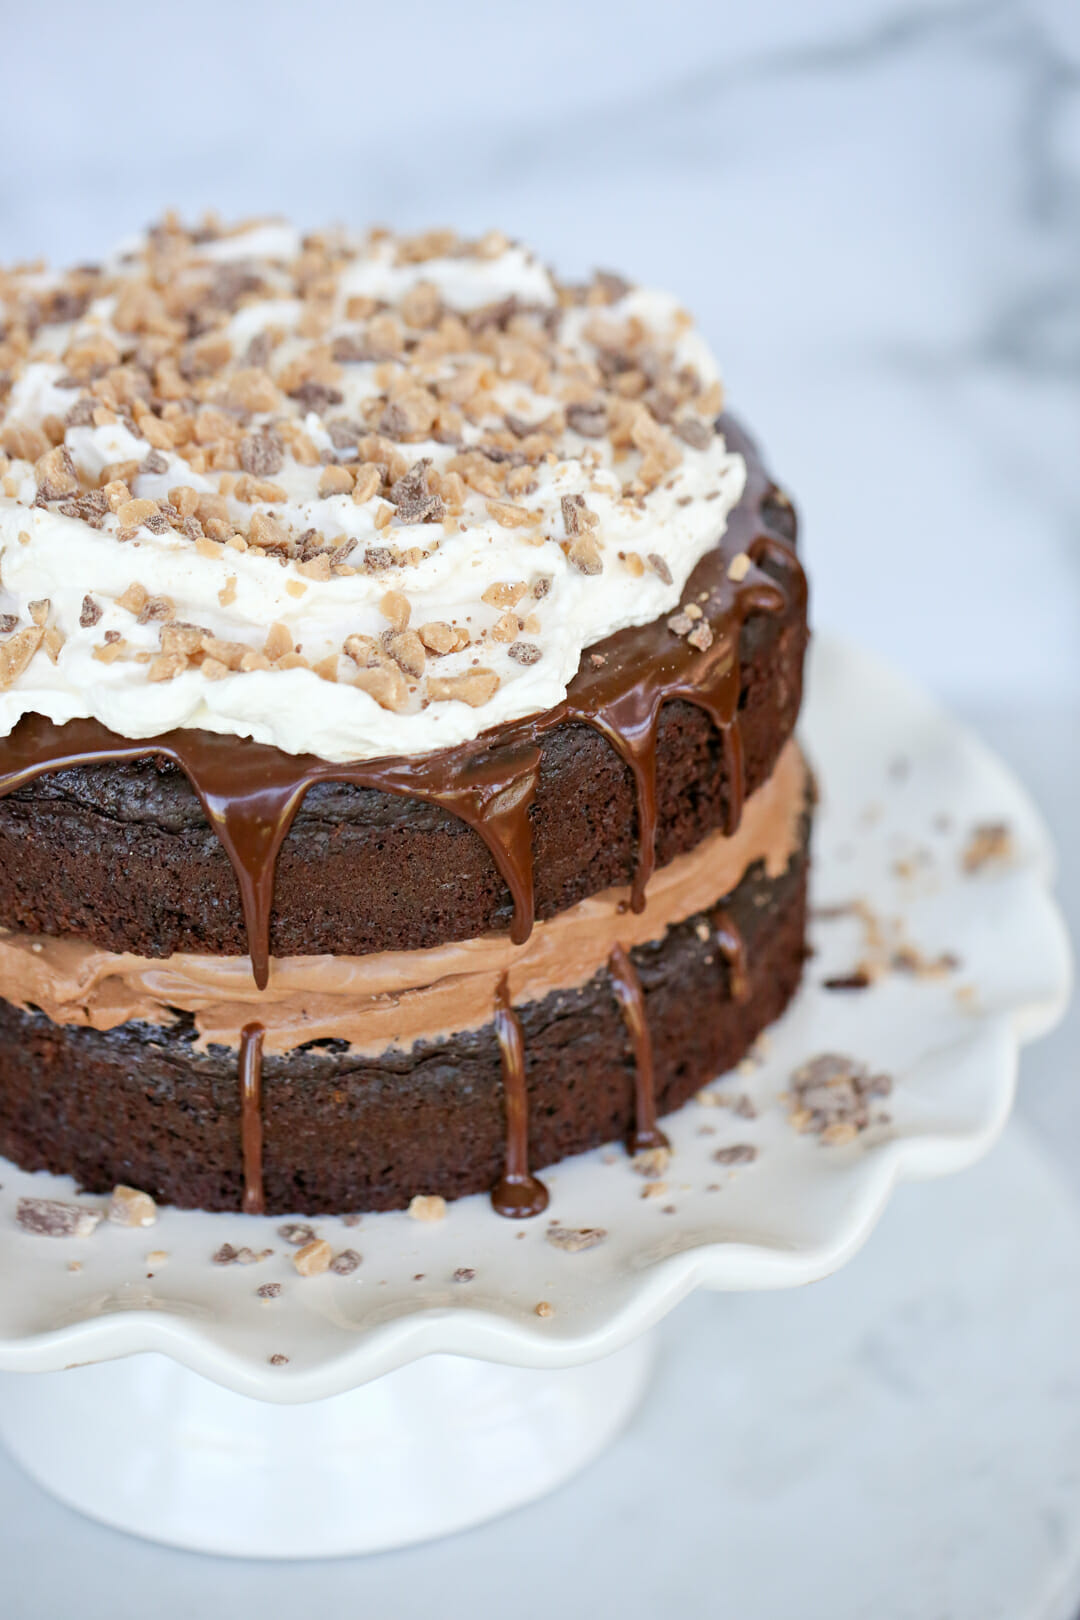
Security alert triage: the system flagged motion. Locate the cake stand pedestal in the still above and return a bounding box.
[0,639,1068,1560]
[0,1336,654,1557]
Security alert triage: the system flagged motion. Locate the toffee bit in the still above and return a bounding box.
[387,628,426,678]
[593,269,632,302]
[362,545,394,572]
[545,1225,607,1253]
[0,625,44,686]
[712,1144,758,1166]
[568,534,602,575]
[293,1238,333,1277]
[277,1221,317,1246]
[565,402,608,438]
[696,1089,757,1119]
[16,1196,102,1238]
[380,588,411,629]
[34,445,78,501]
[560,492,588,535]
[787,1053,892,1142]
[239,430,284,478]
[408,1194,446,1222]
[137,594,175,624]
[427,668,500,707]
[961,822,1014,873]
[486,499,539,529]
[318,464,354,498]
[65,395,98,428]
[481,581,527,609]
[388,459,444,524]
[673,416,713,451]
[353,660,409,712]
[332,333,379,364]
[213,1243,273,1265]
[823,970,873,992]
[244,331,273,368]
[288,380,344,412]
[325,417,364,451]
[352,463,381,504]
[632,1146,671,1179]
[646,552,673,586]
[108,1185,158,1227]
[57,490,109,529]
[418,620,456,655]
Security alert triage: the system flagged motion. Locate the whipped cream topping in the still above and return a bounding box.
[0,219,744,761]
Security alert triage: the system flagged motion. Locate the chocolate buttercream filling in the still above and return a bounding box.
[0,742,805,1058]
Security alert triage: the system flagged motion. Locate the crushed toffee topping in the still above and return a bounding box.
[0,215,736,739]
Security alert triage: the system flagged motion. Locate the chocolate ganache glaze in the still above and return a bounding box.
[0,417,805,1215]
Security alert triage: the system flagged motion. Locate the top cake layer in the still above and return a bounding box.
[0,217,745,762]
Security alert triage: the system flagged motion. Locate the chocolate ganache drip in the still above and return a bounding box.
[238,1022,266,1215]
[490,973,549,1218]
[0,418,804,1214]
[711,908,750,1003]
[608,942,668,1154]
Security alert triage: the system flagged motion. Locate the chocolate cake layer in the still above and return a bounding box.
[0,808,809,1213]
[0,412,806,965]
[0,613,803,963]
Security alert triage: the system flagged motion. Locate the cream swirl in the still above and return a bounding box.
[0,219,742,761]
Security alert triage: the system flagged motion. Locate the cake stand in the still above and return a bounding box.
[0,635,1068,1557]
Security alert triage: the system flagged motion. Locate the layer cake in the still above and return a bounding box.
[0,219,809,1214]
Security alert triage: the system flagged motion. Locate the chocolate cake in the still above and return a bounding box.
[0,218,809,1215]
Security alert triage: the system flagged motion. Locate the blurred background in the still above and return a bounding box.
[3,2,1080,1614]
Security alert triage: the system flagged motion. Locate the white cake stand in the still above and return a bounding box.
[0,636,1068,1557]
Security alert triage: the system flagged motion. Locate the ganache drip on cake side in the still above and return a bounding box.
[490,972,549,1218]
[238,1022,266,1216]
[607,941,669,1156]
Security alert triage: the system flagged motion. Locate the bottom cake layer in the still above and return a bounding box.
[0,808,808,1214]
